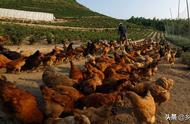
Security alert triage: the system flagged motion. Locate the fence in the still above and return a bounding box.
[0,8,55,21]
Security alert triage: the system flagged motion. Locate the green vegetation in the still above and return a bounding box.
[60,17,140,28]
[164,19,190,49]
[181,52,190,67]
[127,17,165,31]
[165,34,190,48]
[0,0,101,18]
[0,17,141,29]
[0,23,152,45]
[164,19,190,38]
[0,0,154,44]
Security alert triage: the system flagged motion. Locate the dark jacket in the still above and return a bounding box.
[118,25,127,35]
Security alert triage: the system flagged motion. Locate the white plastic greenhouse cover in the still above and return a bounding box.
[0,8,55,21]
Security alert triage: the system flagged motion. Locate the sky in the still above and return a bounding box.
[76,0,188,19]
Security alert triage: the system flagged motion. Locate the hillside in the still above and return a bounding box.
[0,0,154,44]
[0,0,101,18]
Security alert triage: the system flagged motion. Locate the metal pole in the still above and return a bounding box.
[170,8,174,34]
[186,0,190,21]
[170,8,173,19]
[178,0,181,19]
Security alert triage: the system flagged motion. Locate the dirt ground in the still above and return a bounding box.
[0,45,190,124]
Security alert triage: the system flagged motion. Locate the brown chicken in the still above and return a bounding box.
[69,61,84,83]
[0,76,43,124]
[77,92,120,108]
[106,58,137,74]
[102,46,110,55]
[96,79,130,93]
[0,35,9,44]
[136,60,158,78]
[155,77,174,91]
[149,84,171,105]
[164,48,176,66]
[126,91,156,124]
[79,73,103,94]
[43,55,57,66]
[0,54,12,68]
[6,56,27,73]
[104,67,129,80]
[85,62,105,81]
[129,82,171,105]
[45,114,91,124]
[95,55,115,65]
[21,50,44,70]
[40,86,75,118]
[74,106,113,124]
[55,53,66,65]
[95,61,111,72]
[42,66,76,88]
[52,85,84,102]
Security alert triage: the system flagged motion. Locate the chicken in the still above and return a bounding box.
[40,86,75,118]
[55,53,66,65]
[0,54,12,68]
[0,46,22,60]
[102,46,110,55]
[149,84,171,105]
[165,49,176,65]
[45,114,91,124]
[104,68,129,80]
[76,92,120,108]
[69,61,84,83]
[78,73,102,94]
[106,58,137,73]
[43,55,57,67]
[67,42,74,53]
[87,54,96,65]
[113,52,121,63]
[136,60,158,78]
[155,77,174,91]
[85,62,105,81]
[126,91,156,124]
[22,50,44,70]
[129,82,171,105]
[6,56,27,73]
[66,43,76,60]
[95,62,111,72]
[52,85,84,102]
[42,66,76,88]
[0,35,9,44]
[95,55,115,65]
[74,105,112,124]
[96,79,129,93]
[0,76,43,124]
[43,48,62,66]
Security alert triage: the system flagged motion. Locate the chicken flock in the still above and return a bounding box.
[0,38,177,124]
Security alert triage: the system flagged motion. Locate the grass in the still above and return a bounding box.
[181,52,190,67]
[0,23,153,45]
[0,17,141,29]
[165,34,190,48]
[0,0,101,18]
[0,0,153,44]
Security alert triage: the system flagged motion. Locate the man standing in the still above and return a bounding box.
[118,23,127,42]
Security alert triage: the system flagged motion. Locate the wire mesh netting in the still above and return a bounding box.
[165,2,190,48]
